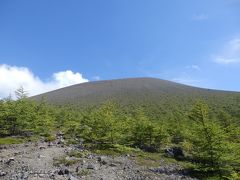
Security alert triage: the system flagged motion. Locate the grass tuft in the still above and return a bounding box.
[0,137,25,145]
[53,156,80,166]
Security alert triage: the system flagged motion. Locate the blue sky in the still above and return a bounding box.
[0,0,240,97]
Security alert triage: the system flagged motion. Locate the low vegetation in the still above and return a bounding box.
[0,137,25,145]
[53,156,80,166]
[0,87,240,179]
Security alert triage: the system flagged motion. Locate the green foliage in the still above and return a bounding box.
[129,107,155,149]
[77,169,91,177]
[0,88,55,137]
[44,135,56,142]
[0,87,240,179]
[0,137,25,145]
[0,97,36,135]
[126,107,170,151]
[79,101,122,145]
[15,86,28,100]
[67,150,88,158]
[188,101,239,177]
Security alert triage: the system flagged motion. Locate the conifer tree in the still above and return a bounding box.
[189,101,234,176]
[15,86,28,100]
[129,107,155,149]
[81,101,120,145]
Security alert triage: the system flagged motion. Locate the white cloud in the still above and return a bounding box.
[192,13,208,21]
[53,70,88,87]
[212,56,238,65]
[172,77,200,86]
[212,38,240,65]
[171,71,201,86]
[0,64,88,99]
[185,65,201,71]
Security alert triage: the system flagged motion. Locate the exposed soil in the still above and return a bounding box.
[0,140,197,180]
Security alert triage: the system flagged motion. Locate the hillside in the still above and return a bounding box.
[32,77,240,113]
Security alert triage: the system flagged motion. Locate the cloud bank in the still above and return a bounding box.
[212,38,240,65]
[0,64,88,99]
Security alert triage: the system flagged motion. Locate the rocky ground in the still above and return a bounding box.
[0,139,198,180]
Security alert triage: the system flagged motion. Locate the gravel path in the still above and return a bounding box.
[0,141,197,180]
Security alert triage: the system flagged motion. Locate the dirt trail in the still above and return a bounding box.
[0,142,66,179]
[0,141,197,180]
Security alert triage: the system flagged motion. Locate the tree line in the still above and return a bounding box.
[0,88,239,178]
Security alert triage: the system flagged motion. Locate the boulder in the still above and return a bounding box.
[49,172,55,179]
[39,146,46,150]
[165,147,184,160]
[86,154,94,159]
[68,174,79,180]
[57,138,65,145]
[0,171,7,176]
[38,173,45,178]
[48,142,54,147]
[87,164,96,170]
[6,157,15,165]
[58,167,70,175]
[109,163,117,167]
[97,156,108,165]
[57,131,64,137]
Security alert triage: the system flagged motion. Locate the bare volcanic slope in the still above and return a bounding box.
[31,78,240,110]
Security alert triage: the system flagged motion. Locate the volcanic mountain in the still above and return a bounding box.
[31,78,240,112]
